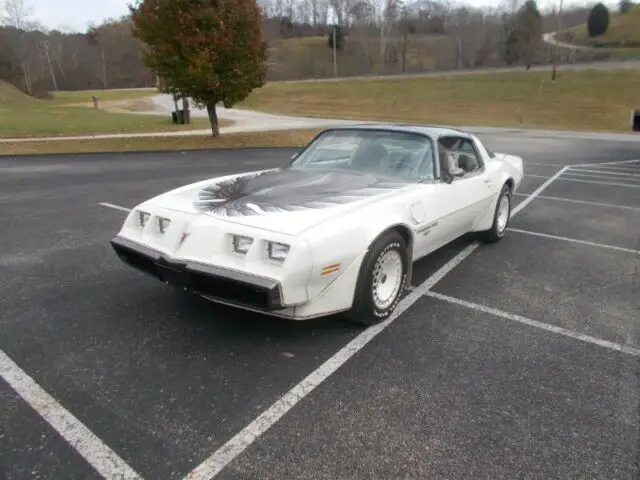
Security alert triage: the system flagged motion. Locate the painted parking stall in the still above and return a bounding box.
[212,158,640,480]
[430,158,640,348]
[1,138,639,479]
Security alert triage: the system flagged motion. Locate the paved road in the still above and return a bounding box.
[542,32,593,50]
[272,58,640,84]
[1,132,639,479]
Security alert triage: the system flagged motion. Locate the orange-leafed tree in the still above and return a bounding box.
[128,0,268,136]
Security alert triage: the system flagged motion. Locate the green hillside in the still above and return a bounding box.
[241,68,640,132]
[561,4,640,47]
[0,80,39,105]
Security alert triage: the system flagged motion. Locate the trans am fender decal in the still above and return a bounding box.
[416,220,438,236]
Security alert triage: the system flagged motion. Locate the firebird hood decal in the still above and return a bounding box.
[193,168,411,217]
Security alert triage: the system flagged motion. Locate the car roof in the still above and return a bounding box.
[323,122,472,140]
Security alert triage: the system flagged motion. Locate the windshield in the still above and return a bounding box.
[290,129,436,182]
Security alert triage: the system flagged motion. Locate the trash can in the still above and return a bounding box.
[632,110,640,132]
[171,110,185,124]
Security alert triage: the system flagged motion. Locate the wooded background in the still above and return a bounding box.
[0,0,625,98]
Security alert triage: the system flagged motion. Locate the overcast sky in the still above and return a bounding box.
[28,0,595,33]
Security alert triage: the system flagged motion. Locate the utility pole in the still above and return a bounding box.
[332,25,337,78]
[380,17,384,74]
[551,0,564,81]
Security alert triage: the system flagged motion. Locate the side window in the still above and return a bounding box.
[437,136,483,180]
[455,139,482,174]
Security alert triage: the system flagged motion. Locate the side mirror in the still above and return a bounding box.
[449,167,464,178]
[288,151,300,166]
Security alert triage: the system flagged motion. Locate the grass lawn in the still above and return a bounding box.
[50,88,157,105]
[1,129,323,156]
[240,68,640,132]
[0,83,232,138]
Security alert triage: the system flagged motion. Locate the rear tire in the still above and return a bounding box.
[343,230,409,326]
[479,183,512,243]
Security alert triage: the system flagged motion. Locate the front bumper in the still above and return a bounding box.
[110,236,284,311]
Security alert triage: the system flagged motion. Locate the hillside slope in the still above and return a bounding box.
[0,80,39,105]
[561,4,640,47]
[240,68,639,132]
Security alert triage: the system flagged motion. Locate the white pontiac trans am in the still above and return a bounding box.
[111,124,524,325]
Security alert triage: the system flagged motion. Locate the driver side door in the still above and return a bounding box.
[429,136,494,246]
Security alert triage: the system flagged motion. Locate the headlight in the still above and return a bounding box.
[137,210,150,227]
[266,241,290,262]
[232,235,253,255]
[158,217,171,233]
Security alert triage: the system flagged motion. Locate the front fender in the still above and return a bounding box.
[302,207,415,302]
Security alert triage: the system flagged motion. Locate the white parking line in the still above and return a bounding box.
[570,168,640,178]
[580,166,640,174]
[512,193,640,212]
[556,176,640,188]
[526,162,568,167]
[0,350,143,479]
[526,174,640,189]
[99,202,131,212]
[180,165,570,480]
[577,158,640,167]
[425,291,640,357]
[507,228,638,254]
[512,166,570,215]
[563,172,640,183]
[576,163,640,172]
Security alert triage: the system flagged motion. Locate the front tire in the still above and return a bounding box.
[343,230,409,326]
[479,183,512,243]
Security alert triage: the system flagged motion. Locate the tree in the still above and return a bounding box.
[587,3,610,37]
[501,0,542,69]
[517,0,542,69]
[502,14,520,65]
[128,0,269,137]
[1,0,41,95]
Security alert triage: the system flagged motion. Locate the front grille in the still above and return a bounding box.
[111,236,282,311]
[113,244,158,277]
[189,270,272,310]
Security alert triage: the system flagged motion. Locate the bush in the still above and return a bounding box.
[587,3,610,37]
[32,87,53,100]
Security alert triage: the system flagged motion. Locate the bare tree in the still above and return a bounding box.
[329,0,351,25]
[2,0,36,29]
[41,39,58,90]
[1,0,41,94]
[0,0,608,94]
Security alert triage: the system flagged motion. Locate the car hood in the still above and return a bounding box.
[148,167,413,236]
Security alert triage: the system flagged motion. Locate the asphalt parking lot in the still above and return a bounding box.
[1,133,639,480]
